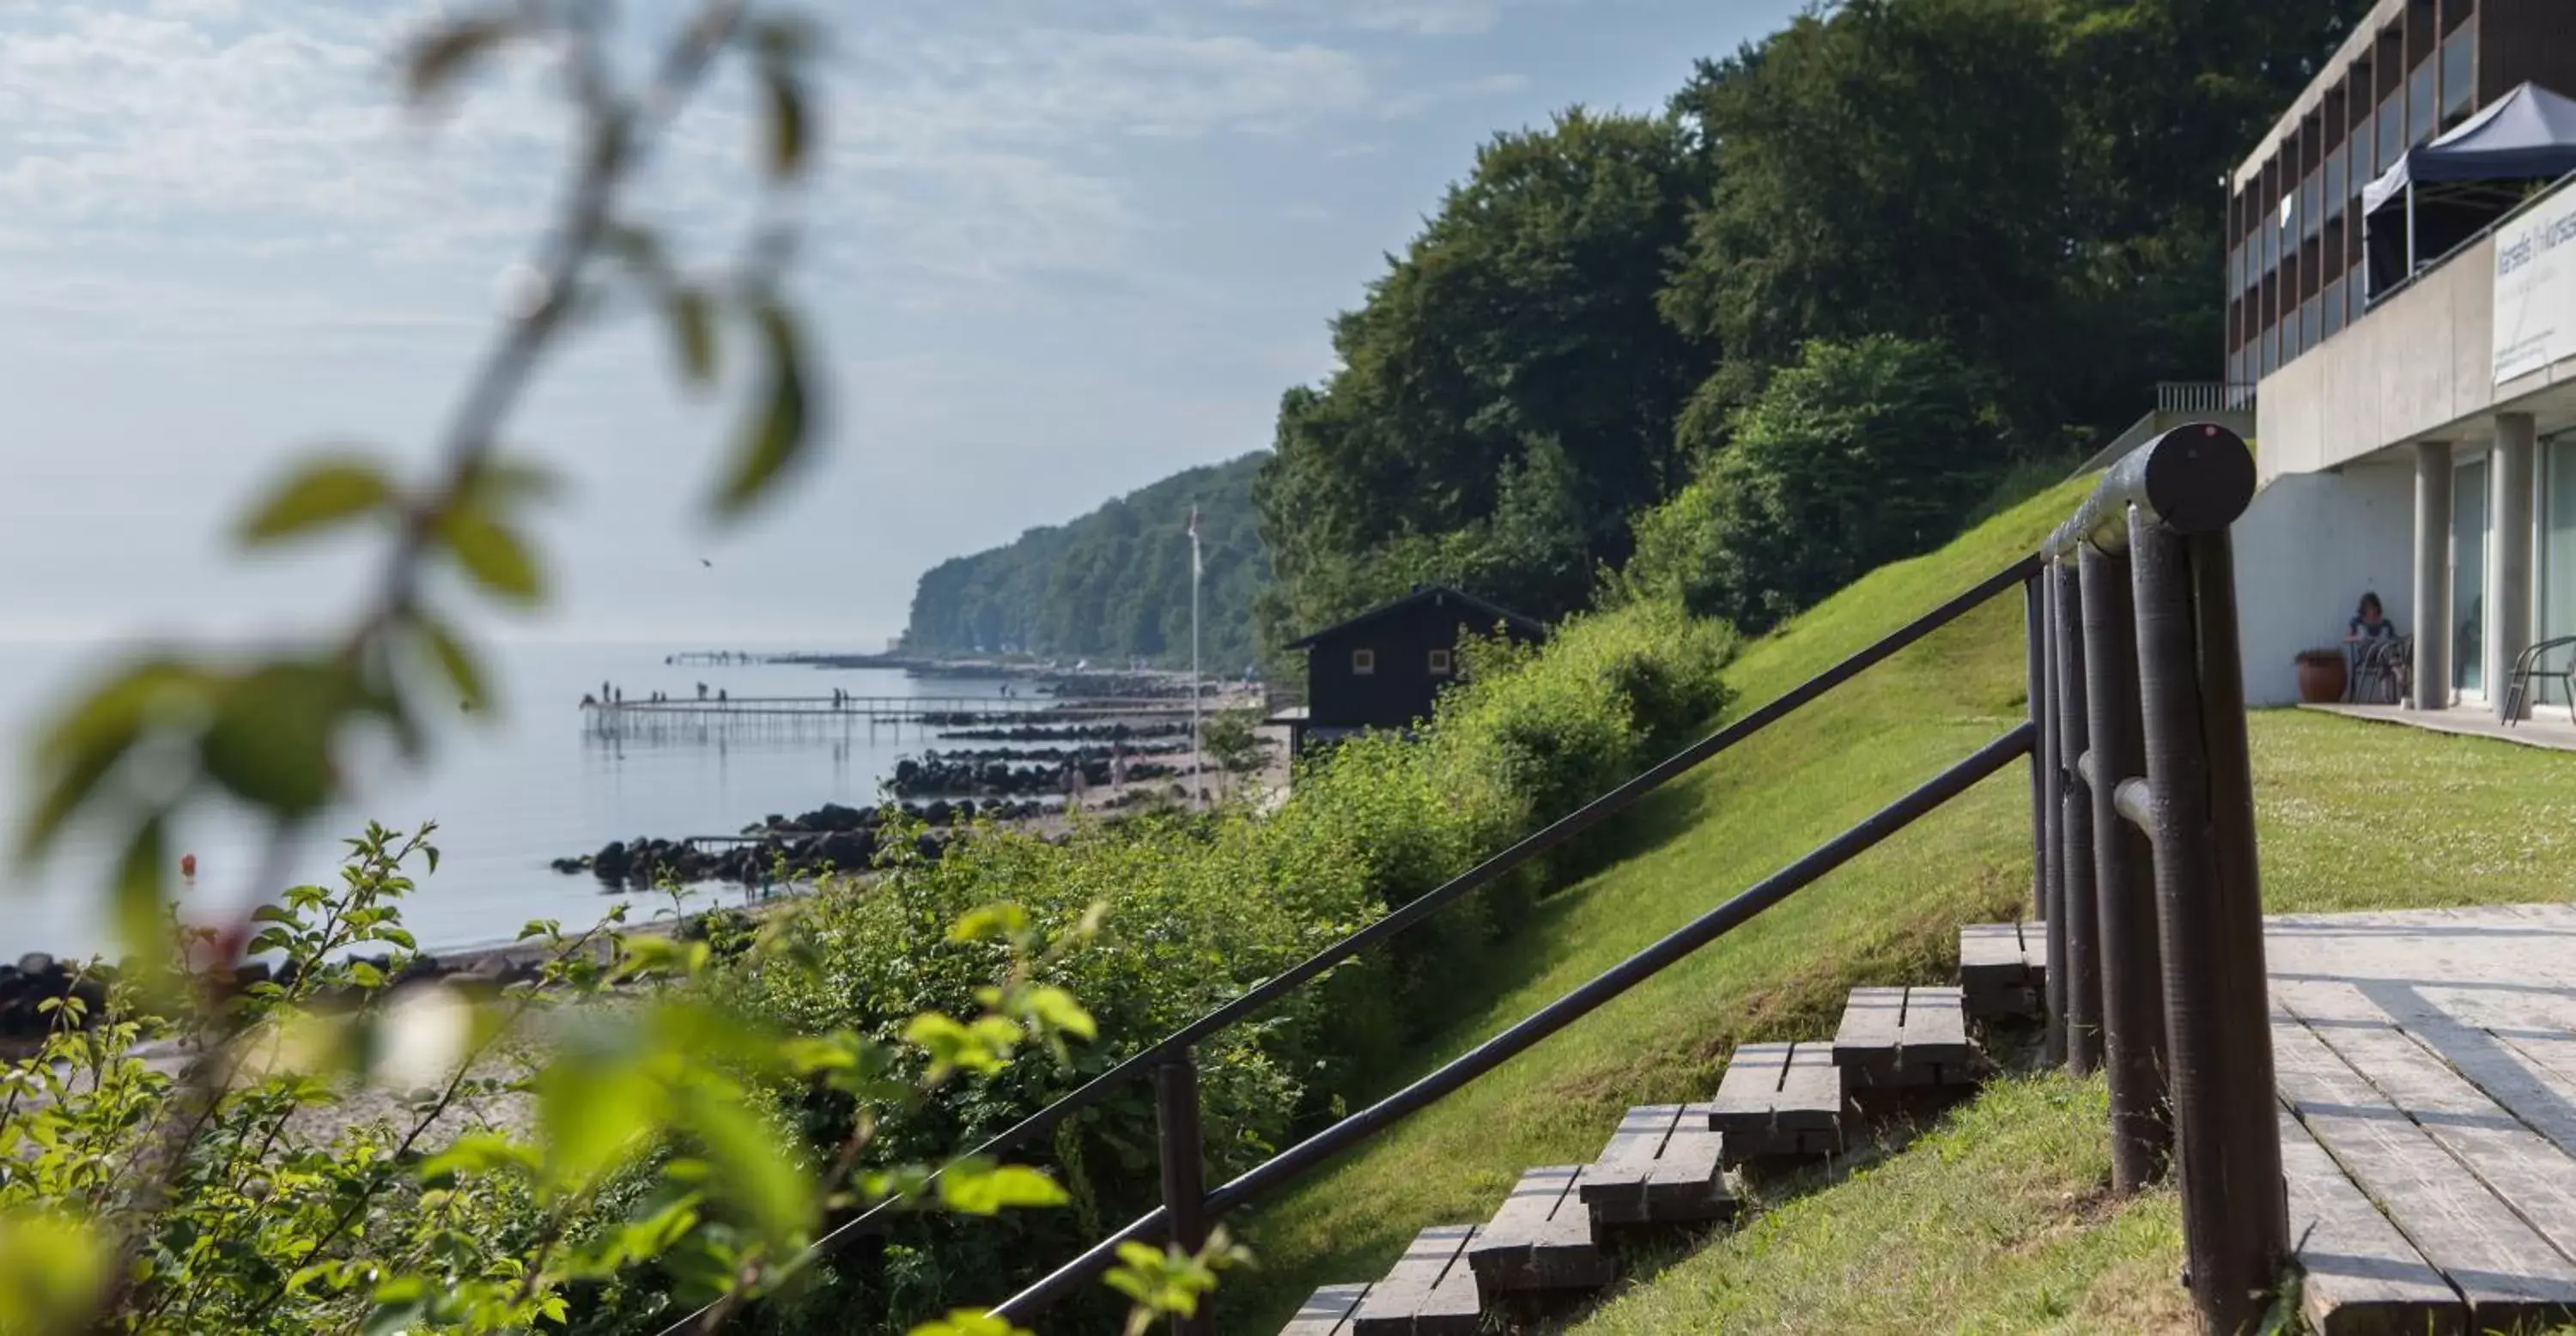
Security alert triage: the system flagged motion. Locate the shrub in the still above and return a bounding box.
[715,598,1737,1332]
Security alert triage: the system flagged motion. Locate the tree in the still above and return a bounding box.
[1648,336,2005,633]
[1661,0,2074,446]
[1256,109,1713,642]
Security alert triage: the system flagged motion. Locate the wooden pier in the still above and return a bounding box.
[576,693,1210,746]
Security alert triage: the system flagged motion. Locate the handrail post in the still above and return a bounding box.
[2131,518,2286,1332]
[2051,558,2102,1075]
[2035,569,2067,1067]
[2024,573,2050,926]
[2079,542,2171,1190]
[1156,1051,1213,1336]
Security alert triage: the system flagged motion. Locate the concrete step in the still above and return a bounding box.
[1833,985,1978,1089]
[1579,1102,1735,1226]
[1958,921,2048,1020]
[1706,1040,1844,1159]
[1466,1165,1615,1293]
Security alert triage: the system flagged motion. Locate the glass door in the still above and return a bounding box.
[2454,455,2490,698]
[2543,440,2576,716]
[2549,439,2576,642]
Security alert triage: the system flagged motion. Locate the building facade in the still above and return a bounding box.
[2231,0,2576,714]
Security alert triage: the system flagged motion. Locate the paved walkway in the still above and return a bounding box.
[2270,903,2576,1333]
[2298,701,2576,753]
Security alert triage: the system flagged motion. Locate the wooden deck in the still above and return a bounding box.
[2268,904,2576,1334]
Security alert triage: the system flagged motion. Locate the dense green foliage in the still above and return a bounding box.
[717,598,1737,1332]
[1618,336,2007,634]
[1255,111,1711,641]
[900,453,1269,672]
[1258,0,2357,643]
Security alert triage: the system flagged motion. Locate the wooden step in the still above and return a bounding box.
[1350,1224,1481,1336]
[1466,1165,1614,1293]
[1579,1102,1735,1226]
[1958,921,2047,1019]
[1833,986,1977,1089]
[1706,1041,1843,1159]
[1282,1283,1371,1335]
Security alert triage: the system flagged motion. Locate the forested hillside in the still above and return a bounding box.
[899,452,1268,671]
[1256,0,2356,645]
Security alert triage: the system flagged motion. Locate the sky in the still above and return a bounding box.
[0,0,1807,650]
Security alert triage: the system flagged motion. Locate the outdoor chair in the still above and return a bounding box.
[2351,635,2412,705]
[2504,635,2576,725]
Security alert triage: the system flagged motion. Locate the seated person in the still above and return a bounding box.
[2346,592,2397,647]
[2343,592,2402,701]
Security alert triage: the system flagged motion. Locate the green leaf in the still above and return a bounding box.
[18,659,210,865]
[937,1162,1066,1216]
[112,816,168,982]
[347,961,385,989]
[1021,986,1096,1043]
[465,457,562,507]
[946,904,1027,944]
[714,303,813,519]
[237,456,394,547]
[438,506,544,604]
[414,615,489,714]
[907,1312,1030,1336]
[762,67,808,178]
[404,15,516,106]
[670,287,718,387]
[537,1048,661,1194]
[681,1089,812,1248]
[0,1208,109,1334]
[197,661,352,817]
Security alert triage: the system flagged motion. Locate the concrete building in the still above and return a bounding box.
[2227,0,2576,718]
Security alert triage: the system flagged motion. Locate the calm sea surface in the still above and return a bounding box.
[0,641,1011,959]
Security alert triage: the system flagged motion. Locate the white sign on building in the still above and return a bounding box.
[2493,181,2576,385]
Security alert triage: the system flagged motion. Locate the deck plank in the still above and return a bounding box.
[1350,1225,1479,1336]
[2279,1106,2463,1336]
[2271,1012,2576,1327]
[1466,1165,1613,1293]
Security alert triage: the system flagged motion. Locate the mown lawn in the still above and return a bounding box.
[1222,470,2576,1333]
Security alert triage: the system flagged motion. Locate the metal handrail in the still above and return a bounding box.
[991,722,2040,1320]
[2044,423,2257,560]
[655,553,2044,1335]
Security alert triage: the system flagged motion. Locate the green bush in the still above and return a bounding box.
[715,598,1736,1332]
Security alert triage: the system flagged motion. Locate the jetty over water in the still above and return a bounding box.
[577,693,1201,744]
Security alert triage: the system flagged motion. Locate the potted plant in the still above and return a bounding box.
[2295,647,2348,703]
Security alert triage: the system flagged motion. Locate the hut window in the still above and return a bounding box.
[1352,648,1376,676]
[1428,649,1453,675]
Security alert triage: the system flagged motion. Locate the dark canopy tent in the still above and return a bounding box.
[2364,82,2576,297]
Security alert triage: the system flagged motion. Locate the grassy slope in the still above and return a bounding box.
[1230,473,2576,1333]
[1226,479,2089,1327]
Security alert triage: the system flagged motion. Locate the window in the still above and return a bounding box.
[2324,152,2346,221]
[2350,137,2371,202]
[2442,25,2476,124]
[2324,277,2346,339]
[1428,648,1453,676]
[2409,60,2438,145]
[2303,295,2320,354]
[1351,648,1375,676]
[2379,97,2405,170]
[2302,173,2322,240]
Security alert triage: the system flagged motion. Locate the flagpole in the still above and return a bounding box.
[1189,507,1204,810]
